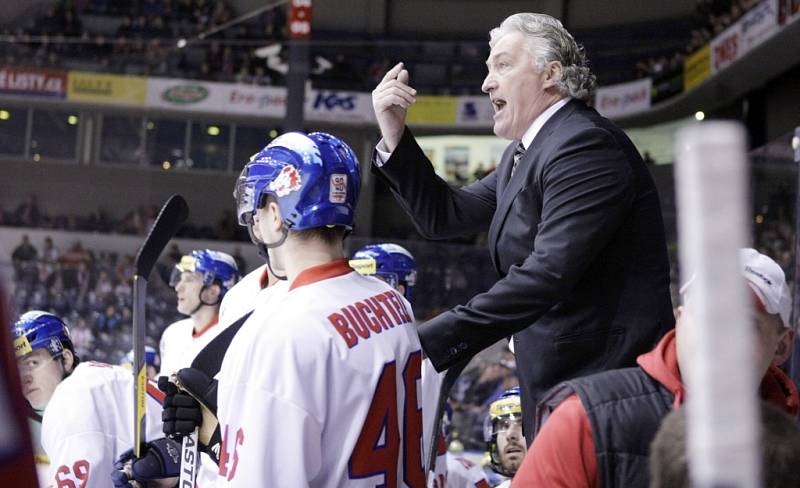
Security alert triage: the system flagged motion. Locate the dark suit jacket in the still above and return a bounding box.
[374,99,675,441]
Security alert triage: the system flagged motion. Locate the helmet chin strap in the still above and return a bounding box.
[247,221,289,281]
[189,286,222,316]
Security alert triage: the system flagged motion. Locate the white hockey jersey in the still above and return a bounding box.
[422,358,446,486]
[159,315,228,378]
[430,454,490,488]
[41,362,164,488]
[218,264,268,326]
[216,260,426,487]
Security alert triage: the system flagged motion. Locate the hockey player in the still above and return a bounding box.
[159,249,240,377]
[350,242,418,299]
[484,388,526,488]
[162,132,425,486]
[351,244,489,488]
[13,311,165,488]
[120,345,161,380]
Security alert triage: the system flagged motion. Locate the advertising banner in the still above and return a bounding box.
[593,78,651,119]
[0,67,66,98]
[777,0,800,26]
[67,71,146,105]
[740,0,779,52]
[456,96,495,127]
[710,23,742,74]
[684,44,711,91]
[406,95,457,125]
[306,89,373,124]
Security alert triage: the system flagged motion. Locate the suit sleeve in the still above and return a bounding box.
[373,126,498,239]
[418,127,634,369]
[512,395,598,488]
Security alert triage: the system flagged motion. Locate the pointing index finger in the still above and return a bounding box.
[380,62,405,84]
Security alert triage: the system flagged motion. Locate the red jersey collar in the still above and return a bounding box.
[290,259,352,291]
[192,314,219,338]
[259,266,270,289]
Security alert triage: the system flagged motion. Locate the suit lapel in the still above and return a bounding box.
[487,99,581,272]
[487,142,517,269]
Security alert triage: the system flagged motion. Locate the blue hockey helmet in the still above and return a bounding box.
[350,243,417,300]
[170,249,240,297]
[234,131,361,232]
[121,346,161,370]
[12,311,74,359]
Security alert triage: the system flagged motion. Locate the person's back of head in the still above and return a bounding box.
[649,402,800,488]
[234,131,361,277]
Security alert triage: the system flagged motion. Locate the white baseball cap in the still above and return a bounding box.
[680,248,792,329]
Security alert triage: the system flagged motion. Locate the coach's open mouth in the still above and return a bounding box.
[492,99,506,112]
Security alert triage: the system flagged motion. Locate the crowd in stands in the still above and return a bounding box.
[635,0,761,80]
[0,0,771,96]
[0,194,250,241]
[0,0,288,84]
[9,232,181,365]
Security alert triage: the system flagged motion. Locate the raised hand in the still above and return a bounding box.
[371,62,417,152]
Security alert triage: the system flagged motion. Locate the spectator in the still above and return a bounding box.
[648,401,800,488]
[513,248,798,488]
[11,234,38,282]
[15,194,41,227]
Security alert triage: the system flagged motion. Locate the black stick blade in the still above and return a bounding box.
[134,195,189,278]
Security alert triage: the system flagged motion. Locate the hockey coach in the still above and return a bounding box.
[371,12,674,442]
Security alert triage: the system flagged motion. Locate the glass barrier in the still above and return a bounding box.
[145,117,187,169]
[99,114,146,165]
[233,125,275,172]
[0,107,27,156]
[189,121,231,171]
[30,109,79,161]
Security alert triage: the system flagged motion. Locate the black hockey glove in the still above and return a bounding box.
[111,437,180,488]
[159,369,221,464]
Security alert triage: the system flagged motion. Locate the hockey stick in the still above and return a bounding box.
[132,195,189,461]
[170,373,200,488]
[425,358,469,476]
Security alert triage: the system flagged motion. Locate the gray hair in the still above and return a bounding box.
[489,13,596,101]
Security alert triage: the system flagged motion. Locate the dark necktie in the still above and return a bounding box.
[510,141,526,177]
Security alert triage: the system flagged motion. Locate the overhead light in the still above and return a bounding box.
[0,110,9,120]
[146,121,155,130]
[67,115,78,125]
[162,161,171,170]
[694,111,705,121]
[269,129,278,138]
[207,125,220,136]
[177,38,187,49]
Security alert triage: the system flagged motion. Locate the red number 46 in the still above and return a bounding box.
[349,350,425,488]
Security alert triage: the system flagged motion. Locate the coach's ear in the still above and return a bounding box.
[61,349,75,374]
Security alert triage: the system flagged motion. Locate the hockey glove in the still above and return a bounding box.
[111,437,180,488]
[159,369,221,464]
